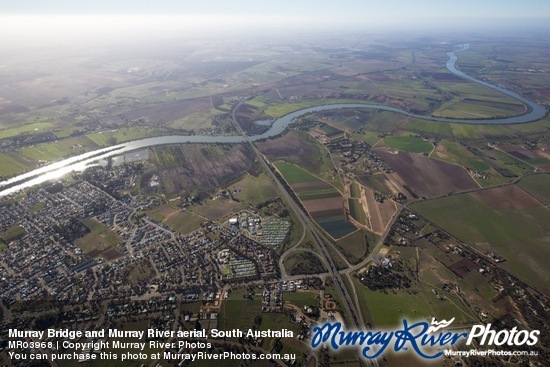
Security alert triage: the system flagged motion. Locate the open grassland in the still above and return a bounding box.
[384,135,433,153]
[518,174,550,205]
[229,172,278,206]
[219,288,263,331]
[149,204,204,234]
[284,291,320,308]
[482,147,535,177]
[418,245,500,315]
[283,250,327,275]
[191,198,246,220]
[334,229,374,265]
[411,186,550,292]
[352,277,474,328]
[75,218,122,256]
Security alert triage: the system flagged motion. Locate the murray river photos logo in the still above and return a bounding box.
[310,318,540,360]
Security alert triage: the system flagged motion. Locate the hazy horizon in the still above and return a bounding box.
[2,1,550,49]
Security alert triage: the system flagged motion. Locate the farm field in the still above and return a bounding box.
[431,140,490,171]
[275,161,356,239]
[150,143,254,194]
[375,148,479,198]
[256,130,342,189]
[384,135,433,153]
[348,198,368,226]
[517,174,550,204]
[410,185,550,293]
[500,144,550,171]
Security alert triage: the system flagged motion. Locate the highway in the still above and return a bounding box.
[231,101,376,366]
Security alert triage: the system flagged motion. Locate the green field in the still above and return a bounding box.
[274,161,322,185]
[283,250,327,275]
[352,278,474,328]
[283,291,320,308]
[432,140,490,172]
[411,192,550,291]
[149,204,205,234]
[518,174,550,204]
[229,172,278,205]
[0,122,53,140]
[19,136,99,163]
[0,152,32,177]
[349,182,361,198]
[219,288,263,331]
[384,136,433,153]
[76,218,122,253]
[191,198,246,220]
[334,229,371,265]
[0,225,25,242]
[348,198,368,225]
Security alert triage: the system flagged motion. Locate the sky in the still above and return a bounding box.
[2,0,549,47]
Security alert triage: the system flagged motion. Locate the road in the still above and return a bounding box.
[231,101,375,366]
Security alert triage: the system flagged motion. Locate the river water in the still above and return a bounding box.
[0,44,546,196]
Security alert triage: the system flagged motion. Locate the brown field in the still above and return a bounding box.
[449,258,479,277]
[302,197,343,218]
[256,130,333,175]
[102,248,124,261]
[375,148,479,198]
[500,144,550,170]
[123,97,213,127]
[383,172,415,197]
[154,144,254,194]
[310,208,344,220]
[363,186,397,234]
[469,185,542,210]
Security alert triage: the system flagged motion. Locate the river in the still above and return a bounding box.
[0,44,546,196]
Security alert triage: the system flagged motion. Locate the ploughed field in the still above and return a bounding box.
[375,148,479,198]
